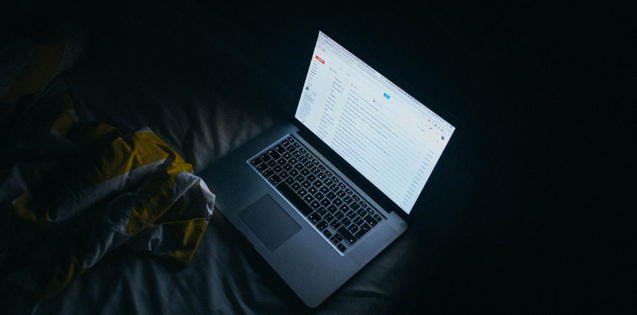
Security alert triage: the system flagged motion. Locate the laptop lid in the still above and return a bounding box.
[292,31,464,223]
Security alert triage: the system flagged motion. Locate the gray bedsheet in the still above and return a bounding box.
[16,0,472,314]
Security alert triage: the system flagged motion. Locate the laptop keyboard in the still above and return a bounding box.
[248,135,385,253]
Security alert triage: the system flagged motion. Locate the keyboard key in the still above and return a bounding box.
[340,217,351,226]
[324,178,333,186]
[267,148,280,160]
[299,156,308,163]
[303,195,314,203]
[353,217,364,226]
[311,158,319,164]
[325,170,333,177]
[289,169,299,177]
[373,214,383,221]
[291,182,301,191]
[293,143,300,148]
[340,204,350,213]
[295,174,305,182]
[302,181,312,188]
[297,188,307,196]
[304,162,314,169]
[314,192,324,200]
[293,150,302,157]
[354,226,368,238]
[334,211,345,220]
[336,190,346,198]
[308,212,322,223]
[318,165,326,171]
[282,152,292,159]
[263,169,274,177]
[327,205,338,213]
[330,184,339,191]
[316,207,327,216]
[320,186,330,194]
[301,169,310,176]
[260,153,271,161]
[299,148,307,154]
[256,163,268,172]
[350,203,360,210]
[330,235,343,245]
[273,165,282,173]
[267,160,277,167]
[314,181,323,188]
[330,220,341,230]
[295,164,304,170]
[274,145,285,154]
[323,229,332,238]
[308,186,318,195]
[352,195,360,202]
[323,213,334,222]
[337,227,357,245]
[309,200,320,209]
[337,243,346,252]
[317,220,329,231]
[333,198,343,206]
[310,167,320,174]
[320,199,331,207]
[345,188,353,195]
[288,158,298,165]
[279,171,289,179]
[285,177,295,185]
[281,140,290,147]
[277,158,287,166]
[367,208,376,214]
[307,174,317,182]
[332,177,339,183]
[251,157,262,166]
[268,175,281,185]
[277,182,313,216]
[338,183,346,190]
[317,172,326,180]
[363,215,377,227]
[359,201,368,208]
[347,224,359,234]
[343,196,353,204]
[356,209,367,217]
[360,223,371,233]
[346,210,356,219]
[326,192,336,200]
[283,164,293,171]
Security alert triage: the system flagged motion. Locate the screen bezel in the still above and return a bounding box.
[292,29,465,224]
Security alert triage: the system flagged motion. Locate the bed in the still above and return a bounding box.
[1,1,473,314]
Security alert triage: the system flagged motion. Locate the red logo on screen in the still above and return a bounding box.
[315,56,325,64]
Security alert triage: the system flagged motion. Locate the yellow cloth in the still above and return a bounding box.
[0,91,215,303]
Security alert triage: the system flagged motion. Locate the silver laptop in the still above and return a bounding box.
[199,30,463,307]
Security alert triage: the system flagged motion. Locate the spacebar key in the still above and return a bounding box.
[277,182,313,216]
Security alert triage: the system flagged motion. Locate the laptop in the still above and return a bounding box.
[198,30,463,307]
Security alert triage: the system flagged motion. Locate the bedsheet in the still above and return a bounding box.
[1,0,473,314]
[0,80,215,313]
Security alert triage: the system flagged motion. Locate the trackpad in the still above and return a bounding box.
[238,195,301,251]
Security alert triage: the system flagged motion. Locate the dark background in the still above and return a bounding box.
[2,0,634,313]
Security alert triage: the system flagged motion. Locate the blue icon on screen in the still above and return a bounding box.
[384,93,390,99]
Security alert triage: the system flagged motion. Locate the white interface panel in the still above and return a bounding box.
[295,31,455,214]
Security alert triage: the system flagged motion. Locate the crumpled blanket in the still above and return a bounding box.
[0,89,215,307]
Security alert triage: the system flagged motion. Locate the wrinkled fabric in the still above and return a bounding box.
[0,90,215,311]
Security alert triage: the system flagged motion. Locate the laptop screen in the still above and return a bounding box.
[294,31,456,214]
